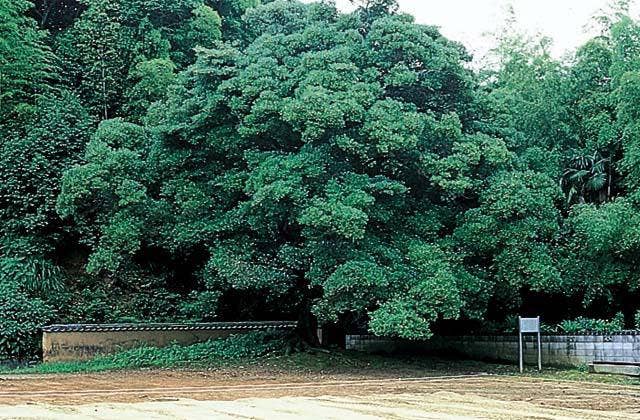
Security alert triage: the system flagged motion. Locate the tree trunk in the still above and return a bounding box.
[297,305,320,346]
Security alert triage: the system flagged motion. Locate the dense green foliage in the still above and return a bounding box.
[3,0,640,359]
[0,282,53,359]
[557,313,625,334]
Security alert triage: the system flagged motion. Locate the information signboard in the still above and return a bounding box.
[518,316,541,373]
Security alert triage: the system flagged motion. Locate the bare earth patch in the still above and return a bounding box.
[1,369,639,419]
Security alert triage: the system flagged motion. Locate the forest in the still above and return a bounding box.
[2,0,640,360]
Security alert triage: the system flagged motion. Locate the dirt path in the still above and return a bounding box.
[1,391,638,420]
[1,370,640,418]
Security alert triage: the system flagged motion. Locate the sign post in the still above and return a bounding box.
[518,316,541,373]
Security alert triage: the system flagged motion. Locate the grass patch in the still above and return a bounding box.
[0,330,296,375]
[3,337,640,387]
[264,351,640,386]
[1,348,523,376]
[531,365,640,386]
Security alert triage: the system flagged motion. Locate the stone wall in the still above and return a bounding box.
[42,321,297,362]
[345,334,640,367]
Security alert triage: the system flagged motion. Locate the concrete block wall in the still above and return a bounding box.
[345,334,640,367]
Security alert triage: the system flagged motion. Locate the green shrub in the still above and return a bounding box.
[0,282,54,360]
[0,257,65,294]
[105,330,294,369]
[558,313,625,334]
[635,310,640,330]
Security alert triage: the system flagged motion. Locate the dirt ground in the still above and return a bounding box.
[1,369,640,419]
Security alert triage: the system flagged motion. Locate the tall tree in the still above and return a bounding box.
[0,0,53,125]
[58,0,509,339]
[59,0,128,120]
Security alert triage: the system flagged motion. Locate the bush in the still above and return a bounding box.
[558,313,625,334]
[0,257,65,294]
[0,282,54,360]
[105,330,295,369]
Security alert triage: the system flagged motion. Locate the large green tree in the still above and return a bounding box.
[58,0,512,339]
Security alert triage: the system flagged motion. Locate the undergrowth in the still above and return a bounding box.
[1,330,299,374]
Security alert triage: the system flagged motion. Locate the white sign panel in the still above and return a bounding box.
[519,317,540,333]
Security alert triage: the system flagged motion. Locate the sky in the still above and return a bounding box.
[301,0,640,60]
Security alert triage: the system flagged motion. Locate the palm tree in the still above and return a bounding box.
[561,150,611,204]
